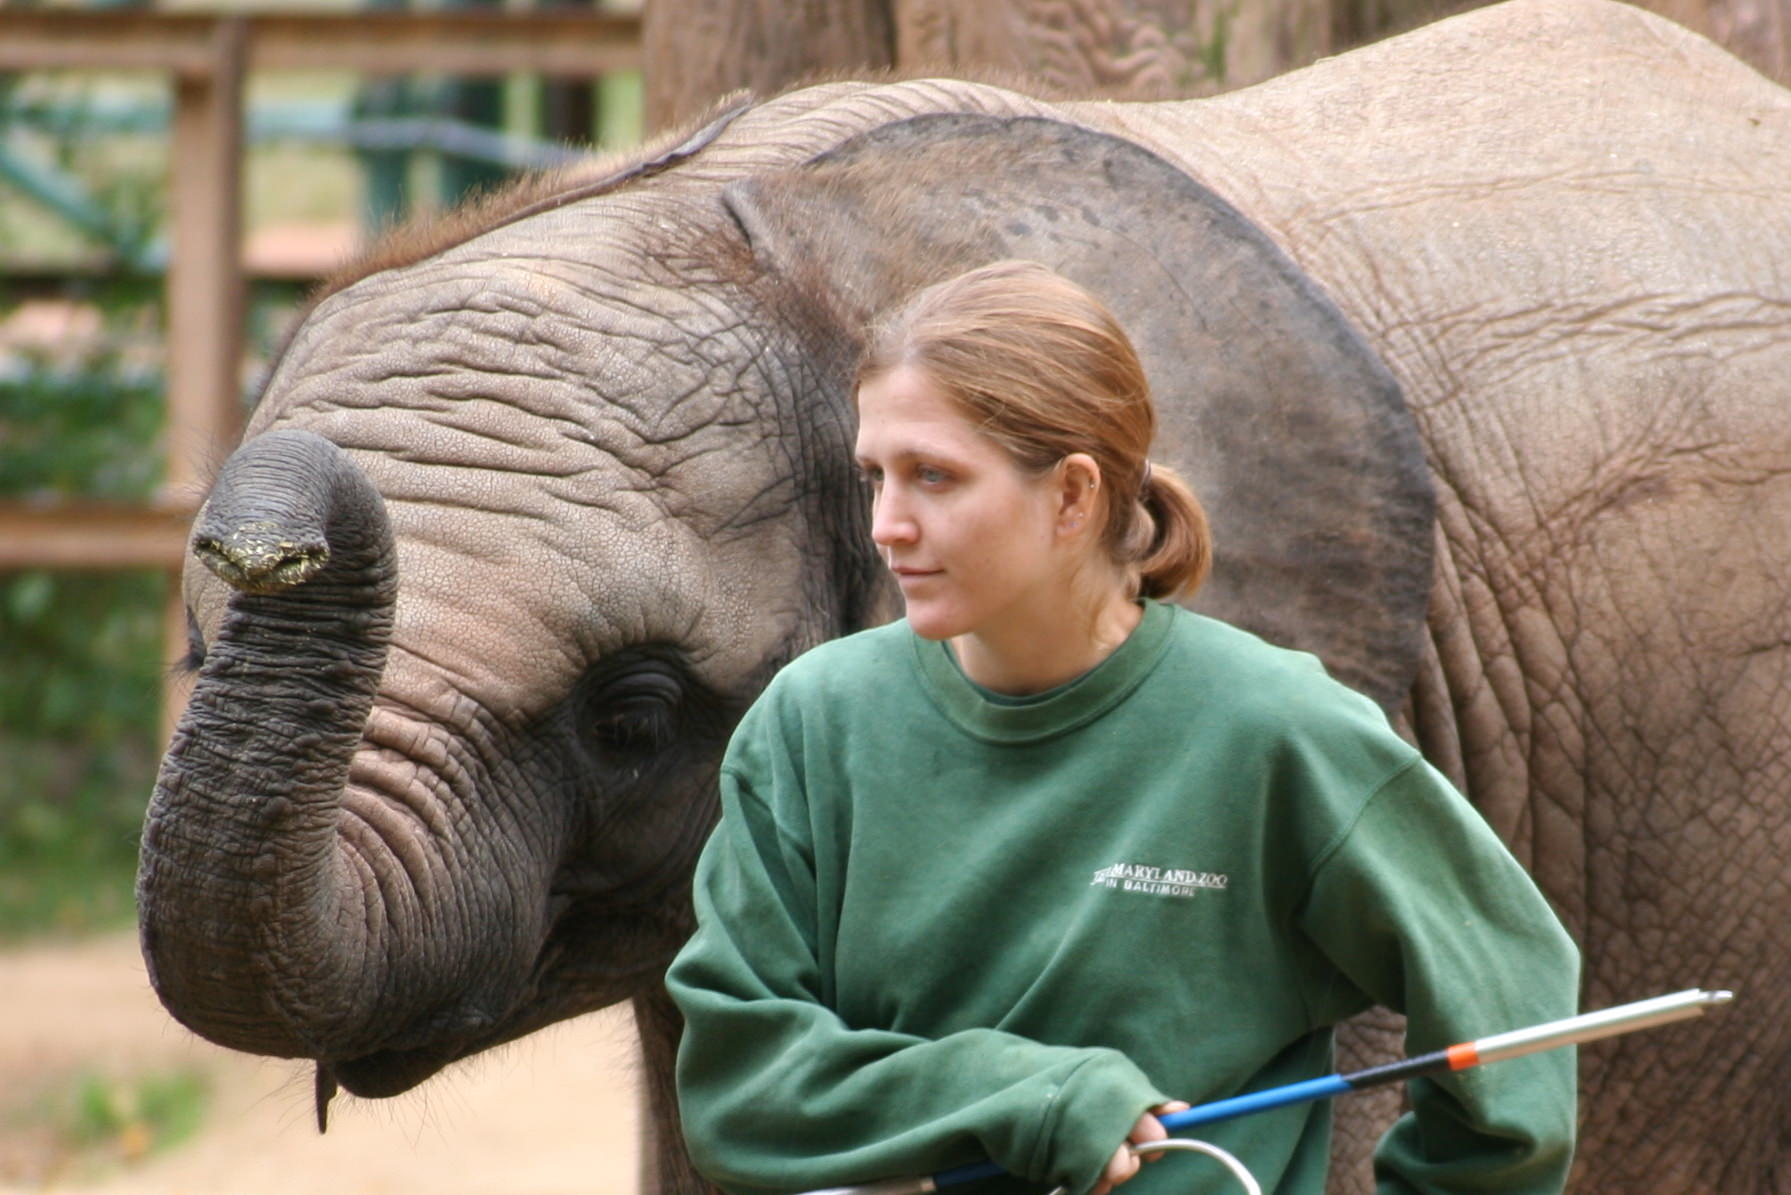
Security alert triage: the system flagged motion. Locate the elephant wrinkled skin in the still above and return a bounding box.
[139,1,1791,1191]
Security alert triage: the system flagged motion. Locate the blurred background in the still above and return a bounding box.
[0,0,1784,1190]
[1,2,649,1189]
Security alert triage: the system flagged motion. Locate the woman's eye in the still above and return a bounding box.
[916,465,949,485]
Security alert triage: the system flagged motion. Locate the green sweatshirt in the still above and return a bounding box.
[668,601,1578,1195]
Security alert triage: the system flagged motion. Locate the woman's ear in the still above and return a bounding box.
[1056,453,1104,534]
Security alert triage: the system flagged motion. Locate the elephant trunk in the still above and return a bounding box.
[139,428,400,1062]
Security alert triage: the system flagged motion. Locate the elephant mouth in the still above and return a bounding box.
[315,915,675,1109]
[326,1040,468,1100]
[319,962,564,1104]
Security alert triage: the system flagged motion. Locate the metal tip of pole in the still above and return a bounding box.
[1701,989,1735,1007]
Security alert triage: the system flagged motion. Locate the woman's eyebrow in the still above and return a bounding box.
[871,439,971,466]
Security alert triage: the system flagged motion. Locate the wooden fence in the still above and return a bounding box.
[0,9,642,740]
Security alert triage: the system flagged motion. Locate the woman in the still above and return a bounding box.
[666,261,1578,1195]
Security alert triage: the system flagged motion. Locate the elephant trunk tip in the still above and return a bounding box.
[194,521,330,593]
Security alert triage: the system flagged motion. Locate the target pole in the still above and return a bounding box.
[800,989,1733,1195]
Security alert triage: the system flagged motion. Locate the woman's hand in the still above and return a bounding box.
[1090,1101,1190,1195]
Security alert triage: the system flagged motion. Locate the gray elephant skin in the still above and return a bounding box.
[138,1,1791,1191]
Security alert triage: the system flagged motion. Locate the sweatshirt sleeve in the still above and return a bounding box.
[1297,758,1579,1195]
[667,758,1165,1195]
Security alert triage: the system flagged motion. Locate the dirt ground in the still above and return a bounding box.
[0,932,643,1195]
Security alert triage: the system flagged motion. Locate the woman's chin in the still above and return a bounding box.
[900,602,967,642]
[904,617,955,642]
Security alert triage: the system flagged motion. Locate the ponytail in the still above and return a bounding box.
[1129,462,1211,601]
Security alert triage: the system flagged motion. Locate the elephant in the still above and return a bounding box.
[138,0,1791,1191]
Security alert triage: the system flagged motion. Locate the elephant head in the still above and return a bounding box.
[140,106,891,1116]
[139,88,1430,1169]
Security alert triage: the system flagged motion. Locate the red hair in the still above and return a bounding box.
[857,260,1210,600]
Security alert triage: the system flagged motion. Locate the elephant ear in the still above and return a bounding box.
[723,112,1433,712]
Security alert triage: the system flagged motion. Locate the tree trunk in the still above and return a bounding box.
[643,0,1788,131]
[641,0,1348,128]
[643,0,896,132]
[1333,0,1789,83]
[895,0,1332,97]
[1629,0,1789,82]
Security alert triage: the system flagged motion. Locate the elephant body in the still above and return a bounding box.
[140,1,1791,1191]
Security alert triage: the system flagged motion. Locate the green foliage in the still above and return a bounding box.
[0,56,178,943]
[67,1068,210,1153]
[0,567,166,943]
[0,278,169,943]
[0,72,168,269]
[0,1066,212,1185]
[0,327,163,500]
[0,551,167,942]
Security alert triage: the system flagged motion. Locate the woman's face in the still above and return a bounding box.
[855,365,1083,643]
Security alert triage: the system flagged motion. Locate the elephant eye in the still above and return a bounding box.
[581,659,687,764]
[569,644,738,784]
[591,693,677,755]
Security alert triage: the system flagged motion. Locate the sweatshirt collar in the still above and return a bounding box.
[908,599,1176,744]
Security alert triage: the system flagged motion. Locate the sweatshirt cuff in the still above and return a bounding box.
[1029,1051,1167,1195]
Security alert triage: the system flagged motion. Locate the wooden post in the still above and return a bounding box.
[164,15,246,499]
[162,15,246,742]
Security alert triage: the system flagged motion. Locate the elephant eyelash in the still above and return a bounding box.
[173,606,206,676]
[590,701,678,755]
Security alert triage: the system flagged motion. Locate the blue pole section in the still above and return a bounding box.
[929,1074,1350,1189]
[929,1075,1352,1188]
[1160,1074,1353,1132]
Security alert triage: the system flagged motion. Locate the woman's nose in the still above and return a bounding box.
[870,489,917,547]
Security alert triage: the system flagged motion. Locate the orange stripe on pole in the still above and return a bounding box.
[1446,1043,1480,1070]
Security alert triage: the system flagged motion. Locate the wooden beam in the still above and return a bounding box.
[253,11,643,75]
[0,11,642,77]
[0,12,215,75]
[0,503,195,571]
